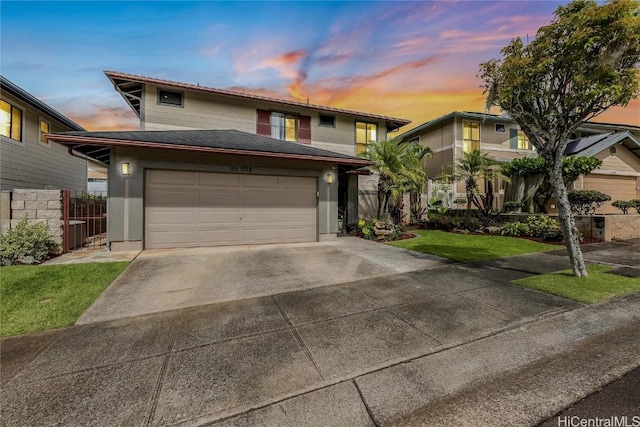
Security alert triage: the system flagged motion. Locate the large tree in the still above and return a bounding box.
[359,138,431,218]
[479,0,640,277]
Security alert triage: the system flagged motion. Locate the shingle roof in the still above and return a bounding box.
[47,129,371,166]
[398,111,511,140]
[0,75,85,131]
[104,70,410,129]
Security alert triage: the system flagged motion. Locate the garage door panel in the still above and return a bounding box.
[243,175,279,188]
[198,173,242,188]
[146,170,317,249]
[147,210,198,225]
[147,230,198,247]
[582,175,637,214]
[198,191,242,207]
[147,170,197,186]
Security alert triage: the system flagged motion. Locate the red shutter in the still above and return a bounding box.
[256,109,271,136]
[298,115,311,144]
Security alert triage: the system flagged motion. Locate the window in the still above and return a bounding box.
[158,89,183,106]
[356,121,377,154]
[39,119,51,146]
[494,123,506,133]
[319,114,335,127]
[517,130,533,150]
[407,136,420,145]
[1,99,23,142]
[462,121,480,153]
[271,112,298,142]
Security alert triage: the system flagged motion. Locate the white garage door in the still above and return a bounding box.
[145,170,317,249]
[582,174,638,214]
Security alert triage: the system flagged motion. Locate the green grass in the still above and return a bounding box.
[514,264,640,304]
[0,262,129,337]
[388,229,557,262]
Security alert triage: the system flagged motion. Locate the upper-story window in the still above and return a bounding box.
[517,130,533,150]
[407,136,420,145]
[462,121,480,153]
[271,112,298,141]
[494,123,506,133]
[1,99,23,142]
[510,128,534,150]
[256,109,311,144]
[356,121,377,154]
[319,114,335,127]
[39,119,51,147]
[158,89,183,107]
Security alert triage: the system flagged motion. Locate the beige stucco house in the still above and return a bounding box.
[0,76,87,192]
[399,111,640,214]
[47,71,410,251]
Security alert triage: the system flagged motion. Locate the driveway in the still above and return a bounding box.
[77,238,447,324]
[2,240,639,426]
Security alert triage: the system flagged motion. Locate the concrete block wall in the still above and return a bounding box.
[3,189,64,250]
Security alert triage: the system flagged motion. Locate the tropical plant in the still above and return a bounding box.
[503,201,524,213]
[479,0,640,276]
[568,190,611,215]
[526,216,563,241]
[0,216,58,265]
[500,221,529,237]
[359,139,432,218]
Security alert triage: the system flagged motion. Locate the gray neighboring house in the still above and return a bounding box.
[1,75,87,191]
[47,70,410,251]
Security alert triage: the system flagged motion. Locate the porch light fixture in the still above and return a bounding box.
[121,162,131,176]
[326,173,334,184]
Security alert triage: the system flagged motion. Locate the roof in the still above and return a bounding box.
[565,131,640,158]
[45,129,373,167]
[0,75,85,131]
[104,70,410,130]
[399,111,511,140]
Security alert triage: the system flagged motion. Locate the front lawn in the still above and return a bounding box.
[388,229,557,263]
[514,264,640,304]
[0,262,129,337]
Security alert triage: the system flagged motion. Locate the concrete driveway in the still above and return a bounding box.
[77,237,447,324]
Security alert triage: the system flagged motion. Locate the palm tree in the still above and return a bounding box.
[359,139,432,219]
[454,150,497,210]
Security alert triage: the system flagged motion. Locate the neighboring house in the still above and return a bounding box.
[87,161,108,195]
[47,71,410,250]
[0,76,87,191]
[399,111,640,214]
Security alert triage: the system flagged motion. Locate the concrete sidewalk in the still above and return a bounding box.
[2,241,639,426]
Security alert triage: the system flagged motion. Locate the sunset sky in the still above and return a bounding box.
[2,1,638,133]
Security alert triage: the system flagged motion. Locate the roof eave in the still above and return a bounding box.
[103,70,410,126]
[45,134,373,167]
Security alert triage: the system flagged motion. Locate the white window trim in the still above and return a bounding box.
[407,136,421,144]
[0,98,26,147]
[38,117,52,148]
[462,120,481,152]
[494,123,506,133]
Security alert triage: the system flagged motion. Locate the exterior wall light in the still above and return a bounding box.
[121,162,131,176]
[326,173,334,184]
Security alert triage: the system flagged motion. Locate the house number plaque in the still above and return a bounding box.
[230,166,253,172]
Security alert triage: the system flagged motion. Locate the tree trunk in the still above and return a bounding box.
[546,156,588,277]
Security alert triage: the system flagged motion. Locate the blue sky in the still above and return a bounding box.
[2,1,638,131]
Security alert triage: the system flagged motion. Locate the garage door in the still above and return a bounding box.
[582,174,638,214]
[145,170,317,248]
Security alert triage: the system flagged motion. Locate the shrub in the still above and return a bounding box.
[526,215,562,240]
[568,190,611,215]
[0,216,58,265]
[503,201,524,213]
[500,221,529,237]
[357,218,375,240]
[612,200,634,214]
[633,199,640,214]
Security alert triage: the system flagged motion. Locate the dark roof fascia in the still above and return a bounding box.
[569,131,640,158]
[581,121,640,133]
[45,131,373,167]
[104,70,411,128]
[0,75,85,131]
[398,111,511,140]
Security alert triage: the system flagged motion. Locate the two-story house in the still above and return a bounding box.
[1,76,87,191]
[399,111,640,214]
[47,71,410,250]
